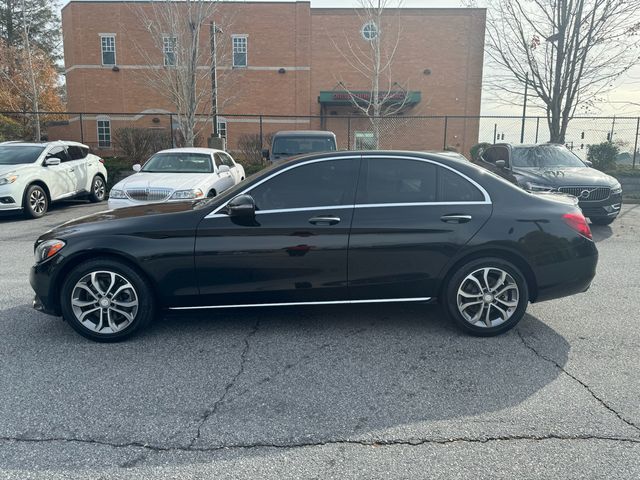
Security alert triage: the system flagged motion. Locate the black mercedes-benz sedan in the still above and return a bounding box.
[477,143,622,225]
[30,151,598,341]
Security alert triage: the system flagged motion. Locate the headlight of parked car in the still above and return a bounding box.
[524,182,555,192]
[170,189,203,200]
[34,239,66,263]
[109,188,126,199]
[0,174,18,186]
[611,182,622,195]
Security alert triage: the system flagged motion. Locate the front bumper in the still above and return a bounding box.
[29,255,64,317]
[578,193,622,219]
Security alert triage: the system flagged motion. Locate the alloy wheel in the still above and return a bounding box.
[456,267,519,328]
[29,189,46,214]
[94,177,105,199]
[70,271,139,334]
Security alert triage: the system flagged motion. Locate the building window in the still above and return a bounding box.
[361,21,378,41]
[163,36,177,66]
[355,131,377,150]
[97,119,111,148]
[217,117,227,138]
[100,35,116,65]
[232,35,247,67]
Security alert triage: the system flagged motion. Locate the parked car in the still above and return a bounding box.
[262,130,337,162]
[0,141,107,219]
[108,148,245,209]
[478,143,622,225]
[31,150,598,342]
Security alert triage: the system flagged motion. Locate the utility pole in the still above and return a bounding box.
[209,21,224,149]
[520,72,528,144]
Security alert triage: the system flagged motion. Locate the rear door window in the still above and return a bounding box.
[67,145,88,160]
[357,158,437,204]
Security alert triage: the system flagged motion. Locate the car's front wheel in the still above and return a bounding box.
[60,258,156,342]
[89,175,106,202]
[23,184,48,219]
[444,257,529,336]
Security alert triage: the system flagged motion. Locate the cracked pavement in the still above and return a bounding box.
[0,200,638,479]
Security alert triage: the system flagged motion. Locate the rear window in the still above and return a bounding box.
[272,136,336,156]
[0,145,45,165]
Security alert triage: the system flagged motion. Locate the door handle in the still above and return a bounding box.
[69,168,75,172]
[309,216,341,226]
[440,214,472,224]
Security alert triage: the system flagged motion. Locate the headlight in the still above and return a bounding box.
[611,182,622,195]
[524,182,555,192]
[109,188,126,199]
[170,189,203,200]
[34,239,66,263]
[0,174,18,186]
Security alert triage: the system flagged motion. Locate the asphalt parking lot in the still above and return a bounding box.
[0,200,638,479]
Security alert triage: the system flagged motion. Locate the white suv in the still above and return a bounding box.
[0,141,108,219]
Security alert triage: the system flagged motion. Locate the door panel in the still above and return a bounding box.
[195,207,354,305]
[348,157,492,300]
[43,147,75,199]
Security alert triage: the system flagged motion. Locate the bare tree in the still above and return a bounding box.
[330,0,412,148]
[133,0,221,147]
[486,0,640,143]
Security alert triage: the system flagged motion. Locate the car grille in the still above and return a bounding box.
[558,186,611,202]
[125,188,172,202]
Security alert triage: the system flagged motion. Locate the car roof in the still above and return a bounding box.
[272,130,336,137]
[493,142,565,149]
[0,140,89,148]
[277,150,471,167]
[155,147,226,155]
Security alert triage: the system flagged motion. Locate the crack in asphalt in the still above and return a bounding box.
[187,319,261,448]
[516,329,640,433]
[1,433,638,456]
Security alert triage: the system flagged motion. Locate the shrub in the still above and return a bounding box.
[587,141,619,172]
[0,114,23,142]
[236,132,274,165]
[112,127,172,166]
[470,142,491,162]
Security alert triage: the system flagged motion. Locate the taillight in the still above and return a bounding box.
[98,158,104,164]
[563,212,592,240]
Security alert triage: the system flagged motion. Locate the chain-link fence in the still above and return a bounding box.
[2,111,639,167]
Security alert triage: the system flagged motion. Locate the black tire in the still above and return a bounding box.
[60,258,156,342]
[23,184,49,219]
[590,216,615,226]
[89,175,106,202]
[444,257,529,337]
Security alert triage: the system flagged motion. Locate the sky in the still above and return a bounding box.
[58,0,640,117]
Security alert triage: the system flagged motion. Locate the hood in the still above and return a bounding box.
[513,166,618,188]
[114,171,213,192]
[41,201,199,240]
[0,163,30,176]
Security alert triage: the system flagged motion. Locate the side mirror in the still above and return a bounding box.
[44,157,61,166]
[261,148,269,159]
[227,194,255,218]
[218,164,231,173]
[132,164,141,172]
[495,159,507,169]
[583,160,593,167]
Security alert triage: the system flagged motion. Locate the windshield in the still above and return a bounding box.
[512,145,585,168]
[141,152,213,173]
[0,145,45,165]
[272,136,336,156]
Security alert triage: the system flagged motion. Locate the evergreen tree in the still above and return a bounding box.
[0,0,60,58]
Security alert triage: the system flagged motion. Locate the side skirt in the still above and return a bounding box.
[168,297,433,311]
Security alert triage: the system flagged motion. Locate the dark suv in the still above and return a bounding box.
[478,143,622,225]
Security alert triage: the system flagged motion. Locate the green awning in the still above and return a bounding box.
[318,90,421,107]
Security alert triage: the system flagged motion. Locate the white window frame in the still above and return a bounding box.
[163,35,177,67]
[232,35,248,68]
[217,117,227,139]
[361,21,378,41]
[99,34,116,66]
[97,117,112,149]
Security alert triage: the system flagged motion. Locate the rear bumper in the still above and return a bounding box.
[533,240,598,302]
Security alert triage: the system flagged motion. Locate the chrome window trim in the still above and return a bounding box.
[169,297,432,310]
[205,154,492,219]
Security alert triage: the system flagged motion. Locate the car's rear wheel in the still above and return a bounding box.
[23,184,48,219]
[60,258,155,342]
[444,257,529,336]
[590,216,615,226]
[89,175,106,202]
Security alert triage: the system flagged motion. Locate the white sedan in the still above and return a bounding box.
[108,148,245,209]
[0,141,107,218]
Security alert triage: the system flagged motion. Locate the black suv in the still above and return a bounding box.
[478,143,622,225]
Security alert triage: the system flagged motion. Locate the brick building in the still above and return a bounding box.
[51,0,486,157]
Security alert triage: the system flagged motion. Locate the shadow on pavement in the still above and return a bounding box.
[0,302,569,470]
